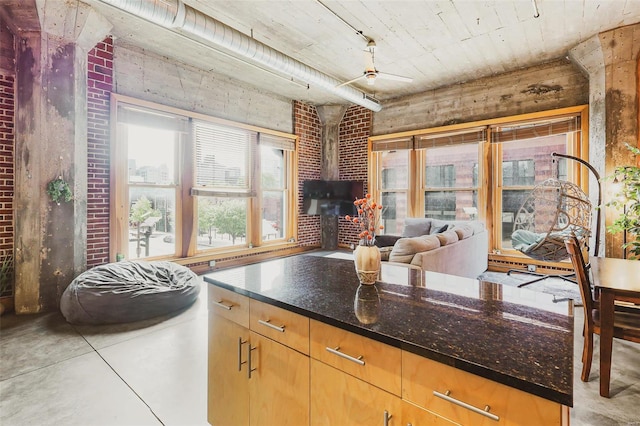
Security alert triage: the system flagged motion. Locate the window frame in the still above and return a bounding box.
[109,93,298,263]
[368,105,590,261]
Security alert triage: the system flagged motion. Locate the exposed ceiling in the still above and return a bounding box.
[10,1,640,109]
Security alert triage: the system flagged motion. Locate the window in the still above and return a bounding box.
[111,96,297,261]
[371,137,413,235]
[368,106,588,259]
[422,144,480,221]
[493,116,581,251]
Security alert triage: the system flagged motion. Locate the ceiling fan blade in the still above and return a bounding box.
[376,71,413,83]
[336,73,366,87]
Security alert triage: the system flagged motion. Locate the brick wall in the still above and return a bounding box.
[294,101,321,246]
[0,24,14,294]
[86,37,113,267]
[0,74,14,288]
[338,105,372,247]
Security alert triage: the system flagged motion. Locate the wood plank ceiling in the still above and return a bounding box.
[6,0,640,108]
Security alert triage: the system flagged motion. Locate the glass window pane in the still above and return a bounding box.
[127,125,176,184]
[424,144,478,189]
[195,122,253,189]
[196,197,248,250]
[381,191,407,235]
[501,135,567,186]
[381,151,408,189]
[424,190,477,221]
[128,188,175,259]
[261,146,285,189]
[263,191,284,240]
[501,189,529,249]
[500,134,569,251]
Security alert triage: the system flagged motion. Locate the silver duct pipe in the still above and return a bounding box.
[97,0,383,112]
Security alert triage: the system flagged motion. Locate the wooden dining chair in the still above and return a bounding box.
[564,237,640,383]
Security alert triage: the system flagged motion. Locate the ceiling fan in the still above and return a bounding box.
[338,40,413,87]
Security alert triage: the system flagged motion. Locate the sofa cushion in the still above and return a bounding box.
[389,234,441,263]
[435,229,460,246]
[374,234,402,248]
[453,225,474,240]
[379,246,393,261]
[427,218,449,233]
[402,218,432,237]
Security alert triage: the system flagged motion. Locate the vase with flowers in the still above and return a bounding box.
[345,194,384,284]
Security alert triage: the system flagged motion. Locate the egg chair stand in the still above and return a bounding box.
[507,153,600,288]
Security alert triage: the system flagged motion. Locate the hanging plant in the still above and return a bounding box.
[46,176,73,204]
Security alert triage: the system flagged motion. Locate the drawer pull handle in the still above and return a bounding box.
[383,410,392,426]
[433,390,499,422]
[237,338,248,372]
[212,300,233,310]
[258,319,285,332]
[325,346,365,366]
[247,344,257,379]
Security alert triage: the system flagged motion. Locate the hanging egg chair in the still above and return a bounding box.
[509,178,592,285]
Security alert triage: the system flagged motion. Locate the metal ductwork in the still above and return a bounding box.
[97,0,383,112]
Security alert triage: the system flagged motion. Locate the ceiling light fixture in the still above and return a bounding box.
[96,0,382,112]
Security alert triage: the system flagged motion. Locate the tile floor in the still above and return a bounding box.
[1,273,639,426]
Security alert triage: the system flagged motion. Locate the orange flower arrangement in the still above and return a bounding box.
[345,194,384,246]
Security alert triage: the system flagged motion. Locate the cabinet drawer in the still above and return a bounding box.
[208,285,250,328]
[250,299,310,355]
[402,351,564,426]
[310,319,401,396]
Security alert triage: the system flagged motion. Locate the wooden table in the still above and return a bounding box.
[589,256,640,397]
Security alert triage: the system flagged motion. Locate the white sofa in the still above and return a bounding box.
[380,218,488,279]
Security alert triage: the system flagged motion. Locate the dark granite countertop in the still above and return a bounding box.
[203,254,574,407]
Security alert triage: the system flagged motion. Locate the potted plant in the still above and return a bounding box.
[604,143,640,259]
[46,176,73,204]
[345,194,384,284]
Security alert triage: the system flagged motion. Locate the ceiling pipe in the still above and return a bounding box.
[96,0,383,112]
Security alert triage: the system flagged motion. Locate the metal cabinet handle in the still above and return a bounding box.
[325,346,365,365]
[258,319,285,332]
[383,410,392,426]
[247,343,257,379]
[237,337,248,372]
[433,390,499,422]
[212,300,233,310]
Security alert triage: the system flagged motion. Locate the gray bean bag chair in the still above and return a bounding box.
[60,261,200,325]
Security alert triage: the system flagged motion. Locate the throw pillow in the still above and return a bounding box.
[389,235,441,263]
[430,224,450,235]
[379,246,393,261]
[435,229,459,246]
[453,225,473,240]
[402,218,432,237]
[374,234,402,248]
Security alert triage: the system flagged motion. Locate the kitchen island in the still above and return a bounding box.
[204,254,573,425]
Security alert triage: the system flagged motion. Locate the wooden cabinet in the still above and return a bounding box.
[208,287,309,426]
[401,401,459,426]
[311,359,402,426]
[208,285,567,426]
[402,351,567,426]
[207,314,250,426]
[310,319,401,396]
[250,299,309,354]
[248,331,309,426]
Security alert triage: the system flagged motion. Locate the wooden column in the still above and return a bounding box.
[316,105,347,250]
[13,2,111,313]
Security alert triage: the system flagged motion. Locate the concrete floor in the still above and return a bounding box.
[1,276,639,426]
